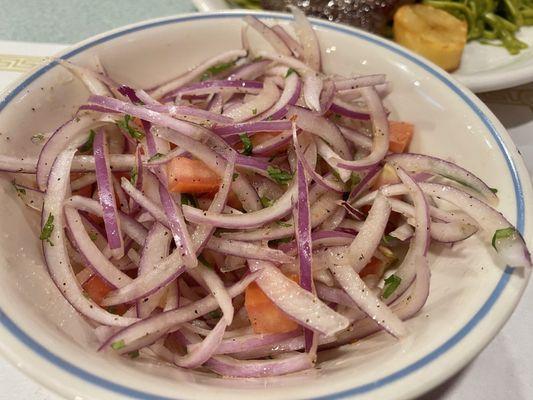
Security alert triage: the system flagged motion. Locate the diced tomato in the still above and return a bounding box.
[82,275,127,314]
[245,275,299,334]
[166,157,221,194]
[388,121,414,153]
[359,257,387,278]
[371,163,400,190]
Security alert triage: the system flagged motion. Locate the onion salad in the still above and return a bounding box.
[3,10,530,378]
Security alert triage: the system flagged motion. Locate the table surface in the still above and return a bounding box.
[0,1,532,399]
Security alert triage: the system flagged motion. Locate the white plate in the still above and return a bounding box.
[193,0,533,93]
[453,27,533,93]
[0,10,531,400]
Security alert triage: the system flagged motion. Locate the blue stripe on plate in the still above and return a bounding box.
[0,12,525,400]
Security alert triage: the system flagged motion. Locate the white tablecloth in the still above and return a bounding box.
[0,40,531,400]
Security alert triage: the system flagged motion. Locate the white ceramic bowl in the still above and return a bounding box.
[0,11,531,400]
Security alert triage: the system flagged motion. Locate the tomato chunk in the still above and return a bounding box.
[389,121,414,153]
[166,157,221,194]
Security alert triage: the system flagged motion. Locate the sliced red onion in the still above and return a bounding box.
[128,146,144,215]
[99,271,260,352]
[315,138,351,183]
[318,79,335,115]
[389,223,414,241]
[271,25,303,58]
[384,168,431,304]
[71,173,96,192]
[227,60,272,81]
[223,78,280,122]
[249,260,349,336]
[243,16,292,56]
[169,79,263,99]
[278,230,354,254]
[348,164,381,202]
[315,283,358,308]
[385,153,499,205]
[206,353,313,377]
[338,125,373,151]
[87,95,206,140]
[94,129,124,259]
[136,223,172,318]
[64,206,132,288]
[252,130,292,155]
[233,334,336,359]
[333,87,389,171]
[174,319,227,368]
[58,60,113,96]
[149,49,247,99]
[292,128,344,192]
[289,6,321,71]
[71,154,136,172]
[197,330,300,356]
[213,120,291,137]
[329,99,370,120]
[42,149,137,326]
[303,73,323,112]
[144,104,234,125]
[259,72,302,121]
[330,263,406,337]
[11,182,44,212]
[37,114,105,190]
[334,74,387,91]
[66,195,147,246]
[287,106,351,159]
[205,237,292,264]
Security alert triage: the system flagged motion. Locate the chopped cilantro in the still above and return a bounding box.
[89,232,98,242]
[490,187,498,194]
[382,234,395,245]
[201,60,236,81]
[40,213,55,246]
[106,306,118,314]
[267,166,293,185]
[111,339,125,350]
[117,115,144,140]
[12,181,26,197]
[252,108,258,115]
[181,193,198,208]
[198,254,213,269]
[232,172,239,181]
[350,172,361,188]
[492,227,516,250]
[208,309,223,319]
[148,152,164,162]
[382,274,401,299]
[270,237,293,245]
[276,220,292,228]
[129,166,138,185]
[128,350,140,359]
[31,133,45,144]
[79,129,95,153]
[239,134,253,156]
[285,68,297,77]
[260,195,273,208]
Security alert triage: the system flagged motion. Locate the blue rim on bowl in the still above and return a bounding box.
[0,11,528,400]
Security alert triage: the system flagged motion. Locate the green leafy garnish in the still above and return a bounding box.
[276,220,292,228]
[40,213,55,246]
[208,309,223,319]
[382,234,395,245]
[148,152,164,162]
[252,108,258,115]
[382,274,401,299]
[285,68,297,77]
[232,172,240,181]
[89,232,98,242]
[239,134,253,156]
[491,227,516,250]
[12,180,26,197]
[79,129,96,153]
[31,133,45,144]
[181,193,198,208]
[490,187,498,194]
[198,254,213,269]
[106,306,118,314]
[128,350,140,359]
[111,339,125,350]
[117,115,144,140]
[270,237,293,245]
[201,60,236,81]
[260,195,273,208]
[267,166,293,185]
[129,166,138,185]
[350,173,361,188]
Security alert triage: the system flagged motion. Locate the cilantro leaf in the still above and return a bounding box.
[285,68,297,77]
[40,213,55,246]
[129,166,138,185]
[181,193,198,208]
[148,153,164,162]
[111,339,125,350]
[12,180,26,197]
[79,129,96,153]
[260,195,273,208]
[491,227,516,250]
[201,60,236,81]
[276,220,292,228]
[31,133,45,144]
[232,172,239,182]
[117,115,144,140]
[267,166,293,185]
[382,274,401,299]
[239,133,253,156]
